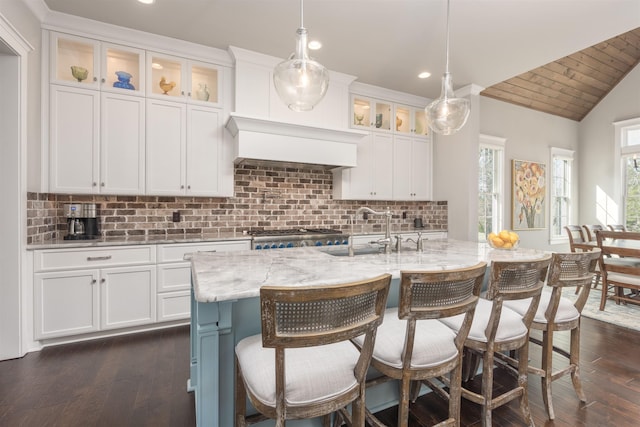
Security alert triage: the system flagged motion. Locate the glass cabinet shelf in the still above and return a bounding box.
[104,45,144,93]
[149,54,183,98]
[54,36,98,86]
[352,96,391,131]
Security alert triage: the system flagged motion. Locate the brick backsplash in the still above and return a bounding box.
[27,164,447,244]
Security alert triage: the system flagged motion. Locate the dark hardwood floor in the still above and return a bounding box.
[1,317,639,426]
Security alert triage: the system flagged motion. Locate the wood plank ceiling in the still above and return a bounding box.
[481,27,640,121]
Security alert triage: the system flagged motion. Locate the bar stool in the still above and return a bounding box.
[353,263,487,427]
[503,250,600,419]
[234,274,391,427]
[440,255,552,427]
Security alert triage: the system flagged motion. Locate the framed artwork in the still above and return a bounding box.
[512,159,546,230]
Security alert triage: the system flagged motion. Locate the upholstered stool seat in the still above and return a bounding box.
[440,298,528,342]
[504,290,580,324]
[236,336,360,407]
[356,307,459,370]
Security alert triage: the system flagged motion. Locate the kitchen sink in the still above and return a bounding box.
[320,246,384,257]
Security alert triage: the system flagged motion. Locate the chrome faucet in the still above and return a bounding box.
[406,231,425,252]
[349,206,393,256]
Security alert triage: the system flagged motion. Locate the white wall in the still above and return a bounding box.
[477,97,580,251]
[578,64,640,227]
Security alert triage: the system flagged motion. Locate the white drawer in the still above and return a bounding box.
[156,240,250,262]
[34,245,155,272]
[157,290,191,321]
[157,262,191,292]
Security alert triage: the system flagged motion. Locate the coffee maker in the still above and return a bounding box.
[63,203,100,240]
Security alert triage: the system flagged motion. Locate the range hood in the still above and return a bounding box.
[225,114,367,168]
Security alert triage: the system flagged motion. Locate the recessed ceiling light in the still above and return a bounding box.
[151,62,163,70]
[308,40,322,50]
[138,0,155,4]
[418,71,431,79]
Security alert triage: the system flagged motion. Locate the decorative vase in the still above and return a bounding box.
[396,116,403,131]
[70,66,88,82]
[113,71,135,90]
[195,83,210,101]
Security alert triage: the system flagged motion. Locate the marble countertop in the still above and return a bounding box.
[190,239,549,303]
[27,232,251,250]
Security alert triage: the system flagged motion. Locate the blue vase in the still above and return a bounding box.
[113,71,135,90]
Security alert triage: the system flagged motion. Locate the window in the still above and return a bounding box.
[549,148,574,242]
[478,135,506,241]
[617,117,640,231]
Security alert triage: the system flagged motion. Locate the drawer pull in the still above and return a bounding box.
[198,250,217,254]
[87,255,112,261]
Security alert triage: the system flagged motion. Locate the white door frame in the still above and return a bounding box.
[0,13,33,360]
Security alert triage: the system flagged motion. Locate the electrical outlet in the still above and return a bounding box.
[172,211,181,222]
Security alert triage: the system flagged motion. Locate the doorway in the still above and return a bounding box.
[0,18,31,360]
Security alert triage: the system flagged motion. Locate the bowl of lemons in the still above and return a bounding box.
[487,230,520,250]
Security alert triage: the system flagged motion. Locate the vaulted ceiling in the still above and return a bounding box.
[481,27,640,121]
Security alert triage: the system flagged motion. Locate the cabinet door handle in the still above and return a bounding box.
[91,279,97,284]
[92,182,97,187]
[93,77,97,82]
[100,278,106,283]
[180,185,185,189]
[87,255,112,261]
[187,185,191,190]
[101,182,105,187]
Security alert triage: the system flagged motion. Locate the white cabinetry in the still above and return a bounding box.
[48,32,146,195]
[146,100,226,196]
[333,132,393,200]
[334,89,432,201]
[45,30,233,197]
[393,136,432,200]
[50,31,145,95]
[156,240,250,321]
[33,246,156,340]
[146,52,222,106]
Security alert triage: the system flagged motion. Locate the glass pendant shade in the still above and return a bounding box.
[273,27,330,112]
[425,0,470,135]
[425,72,470,135]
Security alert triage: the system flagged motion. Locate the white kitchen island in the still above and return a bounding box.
[188,239,548,427]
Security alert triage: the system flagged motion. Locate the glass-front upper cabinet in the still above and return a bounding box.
[101,43,145,95]
[51,33,100,89]
[50,32,145,96]
[147,52,221,106]
[395,104,430,137]
[351,96,392,132]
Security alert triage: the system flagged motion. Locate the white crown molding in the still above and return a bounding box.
[350,81,431,108]
[456,84,484,97]
[39,9,232,67]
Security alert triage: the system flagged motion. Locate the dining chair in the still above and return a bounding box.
[564,225,588,252]
[234,274,391,427]
[353,263,487,427]
[607,224,627,232]
[503,249,600,420]
[565,226,601,289]
[440,255,552,427]
[596,230,640,311]
[582,224,605,242]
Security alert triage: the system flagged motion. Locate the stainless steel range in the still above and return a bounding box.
[248,228,347,250]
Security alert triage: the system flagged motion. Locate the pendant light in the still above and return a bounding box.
[425,0,470,135]
[273,0,330,112]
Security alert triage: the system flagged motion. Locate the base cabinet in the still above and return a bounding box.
[34,269,100,339]
[33,245,156,340]
[156,240,250,321]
